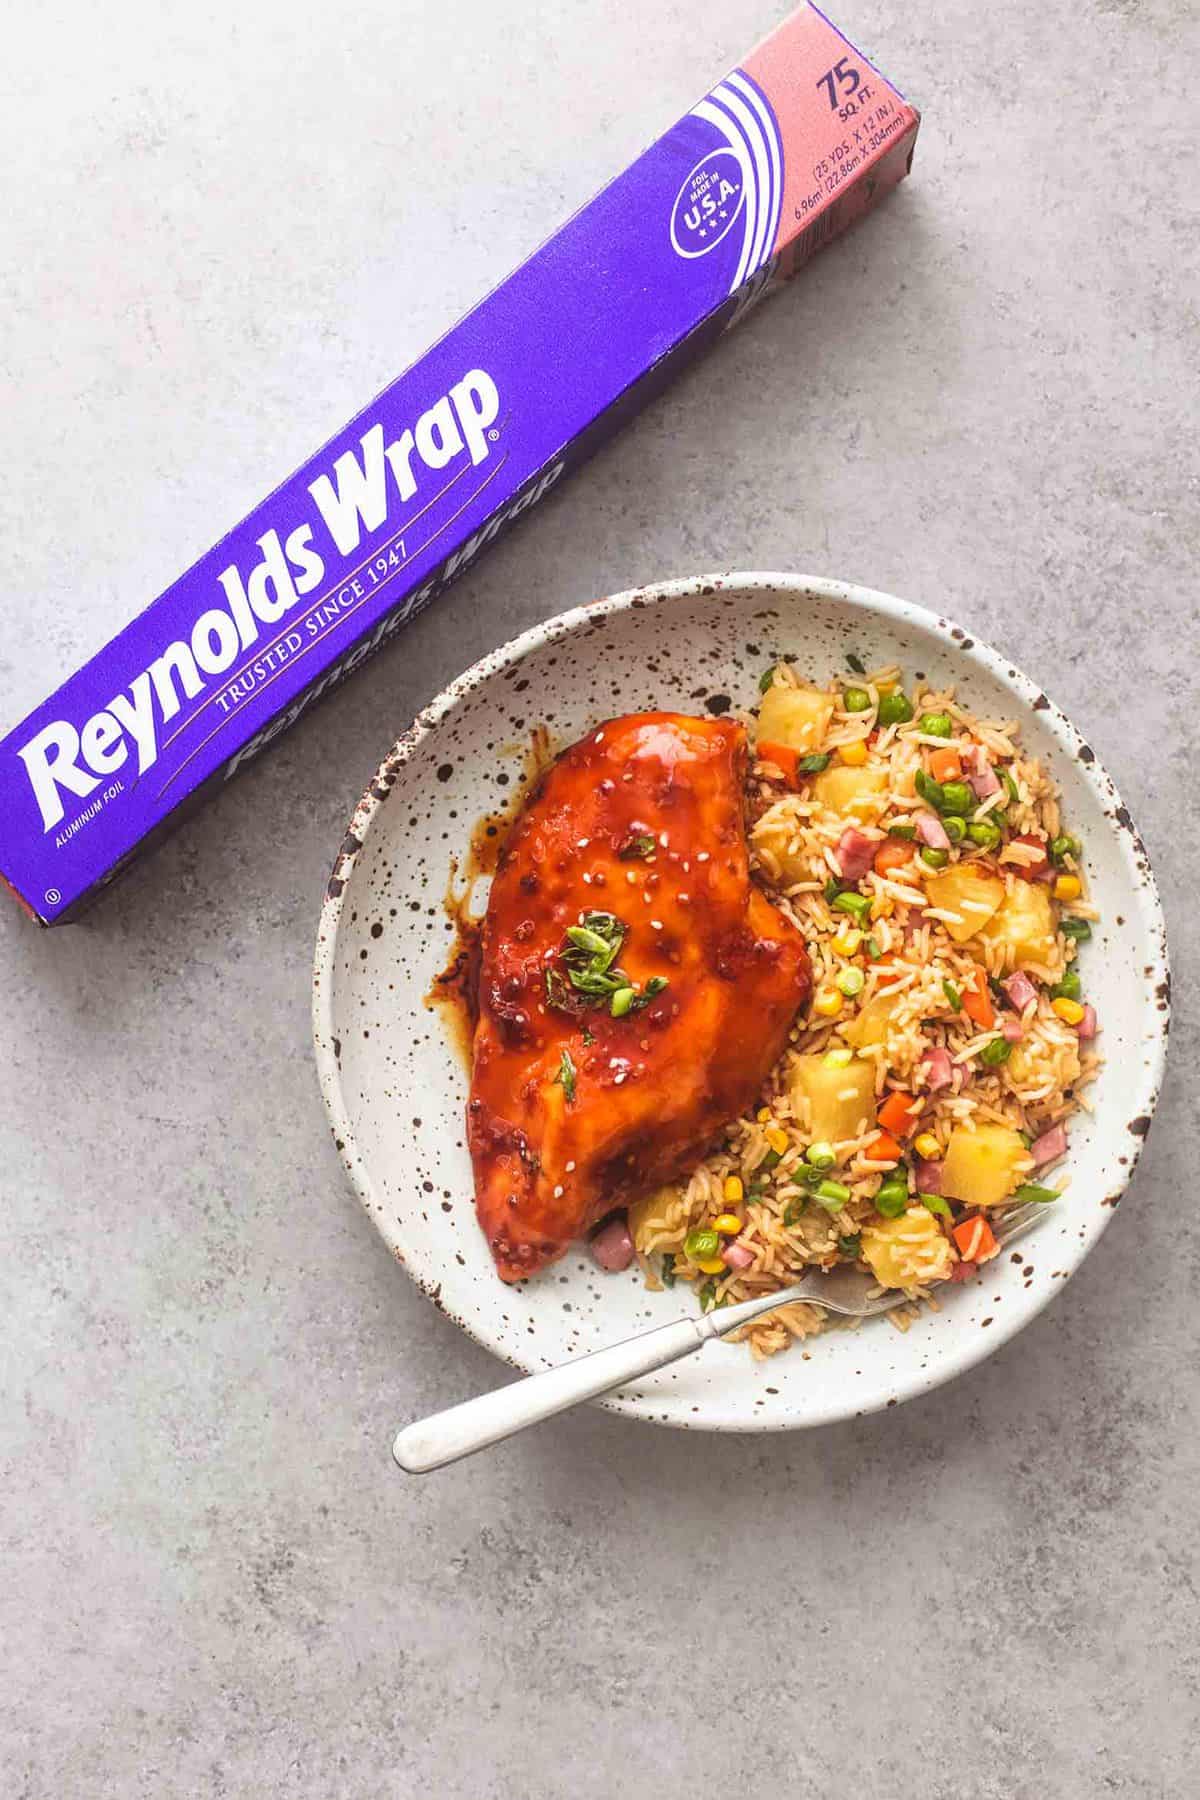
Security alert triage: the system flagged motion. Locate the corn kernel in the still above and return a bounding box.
[874,678,897,696]
[831,927,863,956]
[722,1176,744,1205]
[756,1106,773,1123]
[695,1257,726,1275]
[1054,874,1082,901]
[838,738,869,766]
[764,1125,789,1155]
[1052,996,1086,1025]
[713,1211,743,1235]
[813,988,843,1017]
[913,1131,941,1161]
[823,1046,854,1069]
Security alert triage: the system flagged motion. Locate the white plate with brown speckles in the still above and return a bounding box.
[311,573,1169,1433]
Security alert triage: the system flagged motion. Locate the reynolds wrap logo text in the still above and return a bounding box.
[18,369,500,832]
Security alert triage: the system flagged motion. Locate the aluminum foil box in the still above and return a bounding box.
[0,3,918,923]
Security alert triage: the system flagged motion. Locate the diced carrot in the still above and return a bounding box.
[929,746,963,783]
[868,1130,904,1164]
[872,955,905,989]
[961,967,995,1030]
[873,839,914,878]
[952,1216,999,1263]
[877,1089,919,1136]
[757,741,800,785]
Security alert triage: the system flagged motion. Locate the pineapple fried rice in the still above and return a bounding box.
[628,659,1101,1359]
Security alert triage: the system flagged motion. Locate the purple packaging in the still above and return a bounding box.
[0,3,918,923]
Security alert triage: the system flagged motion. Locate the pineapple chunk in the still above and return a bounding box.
[923,867,1006,944]
[861,1208,954,1290]
[839,993,894,1051]
[811,763,889,820]
[627,1185,680,1250]
[940,1123,1029,1208]
[757,683,834,753]
[976,882,1056,969]
[790,1054,875,1143]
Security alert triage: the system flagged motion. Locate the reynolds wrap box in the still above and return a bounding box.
[0,3,918,923]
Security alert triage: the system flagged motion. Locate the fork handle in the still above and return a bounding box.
[393,1314,708,1473]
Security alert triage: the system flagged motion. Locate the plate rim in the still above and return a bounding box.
[311,571,1171,1431]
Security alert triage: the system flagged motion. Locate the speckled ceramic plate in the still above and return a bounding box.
[311,574,1169,1432]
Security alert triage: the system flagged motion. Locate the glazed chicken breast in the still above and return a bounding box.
[468,712,812,1281]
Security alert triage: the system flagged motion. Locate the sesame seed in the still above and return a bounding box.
[650,920,663,930]
[677,893,689,904]
[614,1072,626,1085]
[565,1160,576,1172]
[576,837,589,848]
[697,852,710,862]
[626,870,637,884]
[553,1184,564,1198]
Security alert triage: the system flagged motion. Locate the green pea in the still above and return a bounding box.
[843,685,872,713]
[979,1037,1012,1067]
[805,1142,837,1169]
[814,1179,850,1212]
[943,816,967,843]
[919,711,953,738]
[685,1228,720,1260]
[919,847,950,869]
[835,966,865,997]
[875,1179,909,1218]
[940,781,974,816]
[877,691,914,727]
[1051,969,1082,1002]
[967,818,1003,850]
[1050,833,1081,865]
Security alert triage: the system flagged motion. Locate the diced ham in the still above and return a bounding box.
[966,747,1001,800]
[589,1216,635,1271]
[1077,1003,1098,1041]
[914,1156,943,1193]
[921,1046,954,1092]
[836,827,876,882]
[1004,971,1038,1013]
[721,1239,755,1271]
[1009,834,1049,880]
[949,1259,977,1283]
[1002,1017,1024,1042]
[1030,1123,1068,1167]
[915,812,951,851]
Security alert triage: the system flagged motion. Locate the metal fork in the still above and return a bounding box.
[392,1202,1049,1472]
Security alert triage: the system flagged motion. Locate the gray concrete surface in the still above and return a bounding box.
[2,1,1197,1793]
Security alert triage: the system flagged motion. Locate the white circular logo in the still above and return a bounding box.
[669,148,745,260]
[45,887,61,906]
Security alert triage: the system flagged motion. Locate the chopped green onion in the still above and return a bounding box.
[877,691,914,727]
[943,978,963,1011]
[832,891,872,922]
[581,1025,596,1046]
[979,1037,1012,1067]
[782,1198,805,1227]
[967,818,1003,850]
[1050,833,1081,865]
[865,937,883,961]
[838,1233,862,1258]
[843,684,872,713]
[698,1278,718,1311]
[846,652,867,674]
[1051,970,1082,1002]
[888,822,917,841]
[554,1048,577,1103]
[618,833,657,861]
[685,1228,720,1261]
[943,816,967,843]
[914,769,944,810]
[920,1192,951,1218]
[565,923,618,960]
[919,711,953,738]
[1001,768,1020,804]
[1061,917,1092,942]
[660,1252,676,1288]
[761,1147,783,1170]
[824,877,844,903]
[758,665,779,693]
[796,751,831,774]
[805,1141,837,1170]
[610,986,635,1017]
[940,781,974,816]
[1014,1182,1060,1204]
[919,847,950,870]
[814,1178,851,1212]
[875,1177,909,1218]
[835,966,865,997]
